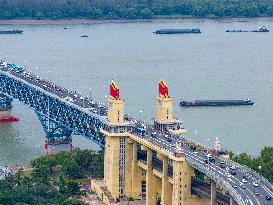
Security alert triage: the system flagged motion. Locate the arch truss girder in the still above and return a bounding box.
[0,72,105,146]
[0,93,12,109]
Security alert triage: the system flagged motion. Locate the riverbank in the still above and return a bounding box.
[0,16,273,25]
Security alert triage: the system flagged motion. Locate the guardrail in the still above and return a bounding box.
[186,157,245,205]
[219,156,273,192]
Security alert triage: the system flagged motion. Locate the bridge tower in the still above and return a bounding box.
[99,80,134,202]
[154,79,186,135]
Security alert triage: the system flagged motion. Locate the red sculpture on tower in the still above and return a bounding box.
[110,80,119,99]
[159,80,168,97]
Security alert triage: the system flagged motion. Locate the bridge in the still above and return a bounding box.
[0,60,273,205]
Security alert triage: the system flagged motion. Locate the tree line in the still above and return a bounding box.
[0,148,104,205]
[230,146,273,183]
[0,0,273,20]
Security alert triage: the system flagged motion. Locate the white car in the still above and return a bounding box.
[193,152,199,155]
[253,182,259,187]
[230,165,236,170]
[80,96,84,100]
[65,97,74,102]
[206,154,212,158]
[241,179,247,183]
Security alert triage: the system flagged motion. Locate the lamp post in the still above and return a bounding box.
[89,88,92,99]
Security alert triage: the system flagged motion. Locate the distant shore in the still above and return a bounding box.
[0,17,273,25]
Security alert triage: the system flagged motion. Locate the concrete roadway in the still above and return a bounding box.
[1,62,273,204]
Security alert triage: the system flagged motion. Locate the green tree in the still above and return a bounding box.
[61,198,84,205]
[139,8,154,18]
[61,160,82,179]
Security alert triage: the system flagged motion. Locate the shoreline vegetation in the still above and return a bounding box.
[0,148,103,205]
[0,146,272,204]
[1,16,273,26]
[0,0,273,25]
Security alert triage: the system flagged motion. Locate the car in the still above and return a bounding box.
[226,174,231,178]
[266,196,272,200]
[80,96,84,100]
[241,179,247,183]
[254,191,259,195]
[167,138,172,143]
[240,184,246,189]
[151,132,157,138]
[43,85,48,90]
[65,97,74,102]
[220,164,225,169]
[230,170,236,175]
[193,151,198,155]
[206,154,212,158]
[230,165,236,170]
[246,174,251,179]
[219,160,225,164]
[232,184,238,188]
[209,158,215,162]
[242,175,247,179]
[204,159,210,164]
[253,182,259,187]
[190,146,197,151]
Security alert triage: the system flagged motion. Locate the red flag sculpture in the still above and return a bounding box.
[110,80,119,99]
[159,80,168,97]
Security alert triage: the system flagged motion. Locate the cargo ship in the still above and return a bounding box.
[226,26,269,33]
[154,28,201,34]
[0,30,23,34]
[180,99,254,107]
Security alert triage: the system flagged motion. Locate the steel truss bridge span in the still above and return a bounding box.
[1,63,273,205]
[0,71,106,145]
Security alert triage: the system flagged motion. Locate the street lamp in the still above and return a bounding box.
[89,88,92,99]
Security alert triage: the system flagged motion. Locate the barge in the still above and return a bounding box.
[226,26,269,33]
[154,28,201,34]
[0,30,23,34]
[180,99,254,107]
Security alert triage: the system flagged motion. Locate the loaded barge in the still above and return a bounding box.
[0,30,23,34]
[154,28,201,34]
[180,99,254,107]
[226,26,269,33]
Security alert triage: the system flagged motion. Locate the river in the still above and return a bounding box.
[0,19,273,165]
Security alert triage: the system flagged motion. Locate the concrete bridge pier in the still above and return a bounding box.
[158,154,172,205]
[210,181,216,205]
[44,137,72,155]
[145,148,157,205]
[130,142,142,199]
[36,112,73,155]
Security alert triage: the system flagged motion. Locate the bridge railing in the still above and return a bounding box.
[186,157,245,205]
[219,156,273,192]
